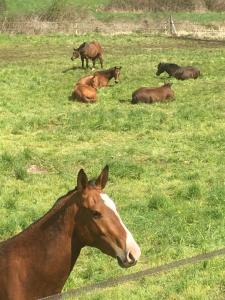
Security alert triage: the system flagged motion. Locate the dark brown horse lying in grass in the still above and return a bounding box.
[132,83,174,104]
[71,41,103,69]
[93,66,122,88]
[0,166,141,300]
[156,62,200,80]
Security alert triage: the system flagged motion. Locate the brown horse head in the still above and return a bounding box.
[75,165,141,268]
[71,48,80,61]
[113,66,122,83]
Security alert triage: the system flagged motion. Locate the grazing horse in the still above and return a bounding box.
[71,83,97,103]
[132,83,174,104]
[92,66,122,88]
[156,62,200,80]
[0,166,141,300]
[71,41,103,69]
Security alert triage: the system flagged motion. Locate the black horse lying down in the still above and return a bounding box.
[156,62,201,80]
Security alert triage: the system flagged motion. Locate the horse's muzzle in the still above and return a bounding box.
[116,253,137,268]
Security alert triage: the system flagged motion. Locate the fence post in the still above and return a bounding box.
[75,23,78,35]
[169,15,177,36]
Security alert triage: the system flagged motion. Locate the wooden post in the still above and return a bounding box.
[169,15,177,36]
[75,23,78,35]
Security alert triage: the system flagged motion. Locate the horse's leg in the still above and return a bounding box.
[85,58,89,69]
[81,56,85,69]
[92,59,96,70]
[99,55,103,68]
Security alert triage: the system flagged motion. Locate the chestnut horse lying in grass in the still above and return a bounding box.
[0,166,141,300]
[132,83,174,104]
[77,75,95,86]
[71,41,103,69]
[156,62,200,80]
[71,75,97,103]
[92,66,122,88]
[71,82,97,103]
[70,67,122,103]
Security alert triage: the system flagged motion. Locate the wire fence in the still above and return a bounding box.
[40,246,225,300]
[1,17,225,39]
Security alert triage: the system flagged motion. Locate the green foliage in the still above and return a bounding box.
[1,33,225,299]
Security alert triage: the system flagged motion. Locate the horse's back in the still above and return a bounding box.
[77,75,95,86]
[132,85,173,103]
[175,66,200,79]
[91,41,103,53]
[132,87,155,103]
[82,41,103,58]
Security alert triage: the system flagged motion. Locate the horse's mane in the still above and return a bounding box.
[94,67,115,76]
[164,63,180,68]
[77,42,87,51]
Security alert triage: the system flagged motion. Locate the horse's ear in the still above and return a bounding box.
[77,169,88,191]
[96,165,109,190]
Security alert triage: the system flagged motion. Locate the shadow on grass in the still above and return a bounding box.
[118,99,131,104]
[68,95,75,101]
[62,66,85,73]
[170,36,225,47]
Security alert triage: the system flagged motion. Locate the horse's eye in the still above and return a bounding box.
[92,210,102,219]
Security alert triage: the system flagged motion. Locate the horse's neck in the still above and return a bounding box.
[23,191,81,281]
[40,190,81,260]
[169,64,180,70]
[102,69,113,79]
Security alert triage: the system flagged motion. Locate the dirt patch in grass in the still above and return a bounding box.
[1,35,225,65]
[27,164,48,174]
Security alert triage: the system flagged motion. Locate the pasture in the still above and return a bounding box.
[1,33,225,299]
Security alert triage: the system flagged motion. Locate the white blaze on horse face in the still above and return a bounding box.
[100,193,141,262]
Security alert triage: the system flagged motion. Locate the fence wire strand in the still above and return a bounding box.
[40,247,225,300]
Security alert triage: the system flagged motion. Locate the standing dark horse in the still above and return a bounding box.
[156,62,200,80]
[0,166,141,300]
[92,66,122,88]
[71,41,103,69]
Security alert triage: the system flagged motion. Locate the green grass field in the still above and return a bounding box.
[1,33,225,299]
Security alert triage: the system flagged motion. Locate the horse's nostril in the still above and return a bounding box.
[128,252,135,263]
